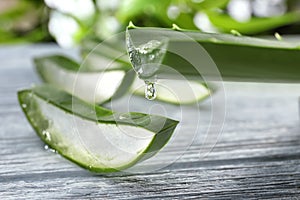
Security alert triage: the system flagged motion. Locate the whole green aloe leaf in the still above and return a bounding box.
[126,24,300,83]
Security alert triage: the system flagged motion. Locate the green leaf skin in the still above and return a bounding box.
[207,11,300,35]
[189,0,230,10]
[116,0,172,24]
[18,85,178,172]
[126,26,300,83]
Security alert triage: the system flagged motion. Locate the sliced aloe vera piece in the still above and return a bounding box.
[34,55,130,104]
[131,77,211,104]
[126,25,300,83]
[18,85,178,172]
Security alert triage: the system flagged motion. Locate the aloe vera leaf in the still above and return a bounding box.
[18,85,178,172]
[206,11,300,35]
[34,55,128,104]
[116,0,172,23]
[126,25,300,83]
[189,0,230,10]
[131,77,211,105]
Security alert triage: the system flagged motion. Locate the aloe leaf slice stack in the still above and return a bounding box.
[35,54,210,105]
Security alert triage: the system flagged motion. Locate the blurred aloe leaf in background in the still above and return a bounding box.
[205,0,300,34]
[0,0,51,43]
[45,0,96,47]
[51,0,300,48]
[1,0,299,46]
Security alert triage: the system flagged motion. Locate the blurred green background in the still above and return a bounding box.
[0,0,299,47]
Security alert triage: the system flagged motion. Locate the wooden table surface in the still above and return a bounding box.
[1,44,300,199]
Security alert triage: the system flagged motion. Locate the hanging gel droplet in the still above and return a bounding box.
[145,81,156,100]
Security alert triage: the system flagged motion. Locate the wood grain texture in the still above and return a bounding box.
[0,44,300,199]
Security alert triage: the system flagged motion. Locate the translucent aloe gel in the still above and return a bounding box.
[126,28,169,100]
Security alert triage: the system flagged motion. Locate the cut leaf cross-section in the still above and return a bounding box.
[18,85,178,172]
